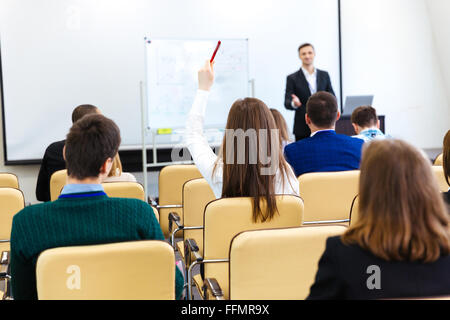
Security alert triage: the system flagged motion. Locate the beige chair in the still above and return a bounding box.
[185,195,304,300]
[158,165,202,237]
[434,153,443,166]
[50,169,68,201]
[203,225,347,300]
[0,173,19,189]
[102,182,145,201]
[0,188,25,252]
[171,179,215,260]
[432,166,449,192]
[0,188,25,300]
[36,241,176,300]
[298,171,360,225]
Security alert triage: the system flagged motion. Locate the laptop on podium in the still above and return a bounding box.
[342,96,374,116]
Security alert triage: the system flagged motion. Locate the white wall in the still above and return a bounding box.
[426,0,450,111]
[341,0,450,149]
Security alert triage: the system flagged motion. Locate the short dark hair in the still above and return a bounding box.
[306,91,338,128]
[65,114,121,179]
[351,106,378,128]
[298,43,315,52]
[71,104,99,123]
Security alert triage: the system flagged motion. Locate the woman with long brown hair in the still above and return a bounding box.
[185,61,299,222]
[308,139,450,299]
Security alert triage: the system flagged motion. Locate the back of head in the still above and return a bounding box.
[351,106,378,128]
[72,104,99,123]
[444,130,450,186]
[270,108,290,142]
[65,114,121,180]
[306,92,338,128]
[342,139,450,262]
[217,98,291,223]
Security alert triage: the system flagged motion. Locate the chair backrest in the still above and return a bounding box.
[50,169,68,201]
[298,170,360,223]
[203,195,304,299]
[229,226,347,300]
[434,153,443,166]
[102,182,145,201]
[0,188,25,252]
[182,178,215,256]
[36,241,175,300]
[158,165,202,236]
[0,173,19,189]
[432,166,449,192]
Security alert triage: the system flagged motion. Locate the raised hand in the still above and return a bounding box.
[198,60,215,91]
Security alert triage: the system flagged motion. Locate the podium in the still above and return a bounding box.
[335,115,385,136]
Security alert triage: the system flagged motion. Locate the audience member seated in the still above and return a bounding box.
[443,130,450,205]
[351,105,387,142]
[307,139,450,300]
[35,104,100,202]
[270,108,293,149]
[185,60,299,210]
[102,154,137,183]
[284,91,364,177]
[11,114,183,300]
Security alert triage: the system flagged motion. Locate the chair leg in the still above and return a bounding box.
[187,261,200,300]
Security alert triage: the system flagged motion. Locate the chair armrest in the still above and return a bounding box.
[203,278,224,300]
[184,238,203,273]
[0,251,9,276]
[185,239,202,262]
[0,252,11,300]
[168,212,183,233]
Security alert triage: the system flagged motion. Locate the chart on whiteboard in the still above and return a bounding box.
[145,38,249,130]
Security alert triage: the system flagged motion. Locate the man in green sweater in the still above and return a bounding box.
[10,114,183,299]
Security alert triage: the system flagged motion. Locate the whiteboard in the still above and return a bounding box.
[145,39,249,130]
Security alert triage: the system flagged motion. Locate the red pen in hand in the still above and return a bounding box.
[210,40,221,63]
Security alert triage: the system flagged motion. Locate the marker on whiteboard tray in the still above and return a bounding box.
[157,128,172,135]
[210,40,221,63]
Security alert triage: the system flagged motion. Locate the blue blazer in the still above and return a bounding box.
[284,130,364,177]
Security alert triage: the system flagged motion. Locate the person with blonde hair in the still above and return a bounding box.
[308,139,450,300]
[270,108,292,149]
[102,153,137,183]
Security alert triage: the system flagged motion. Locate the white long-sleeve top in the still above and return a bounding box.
[185,89,300,199]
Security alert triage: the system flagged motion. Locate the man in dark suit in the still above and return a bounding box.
[284,43,335,141]
[284,91,363,177]
[35,104,100,202]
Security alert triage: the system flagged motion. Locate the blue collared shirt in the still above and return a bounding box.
[60,184,104,195]
[353,128,386,142]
